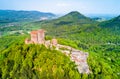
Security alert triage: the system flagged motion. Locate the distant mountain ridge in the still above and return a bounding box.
[40,11,95,27]
[0,10,55,23]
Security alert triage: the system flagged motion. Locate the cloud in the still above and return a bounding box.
[56,3,71,7]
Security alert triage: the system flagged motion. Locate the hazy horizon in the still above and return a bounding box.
[0,0,120,15]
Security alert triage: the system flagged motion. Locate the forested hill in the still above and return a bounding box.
[0,10,55,23]
[53,11,94,24]
[99,15,120,28]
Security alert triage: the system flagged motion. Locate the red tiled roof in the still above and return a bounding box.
[30,29,46,34]
[30,31,38,34]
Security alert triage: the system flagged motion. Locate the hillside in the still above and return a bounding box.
[0,35,81,79]
[0,10,55,23]
[0,33,119,79]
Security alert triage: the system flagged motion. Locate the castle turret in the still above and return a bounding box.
[38,29,46,44]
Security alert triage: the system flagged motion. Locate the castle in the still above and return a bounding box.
[25,29,90,74]
[25,29,57,46]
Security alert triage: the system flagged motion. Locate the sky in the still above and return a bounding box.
[0,0,120,15]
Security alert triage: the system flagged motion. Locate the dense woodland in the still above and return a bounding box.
[0,11,120,79]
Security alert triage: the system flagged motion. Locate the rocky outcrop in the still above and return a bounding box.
[56,44,90,74]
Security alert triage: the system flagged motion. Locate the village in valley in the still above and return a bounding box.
[25,29,91,74]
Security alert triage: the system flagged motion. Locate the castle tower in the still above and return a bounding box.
[38,29,45,44]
